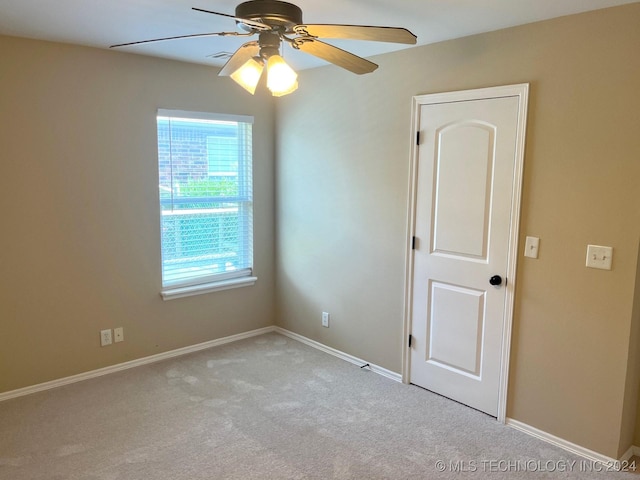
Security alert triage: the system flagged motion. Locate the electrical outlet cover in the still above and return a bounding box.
[100,329,113,347]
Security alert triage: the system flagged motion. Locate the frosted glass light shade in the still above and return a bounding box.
[230,58,264,95]
[266,55,298,97]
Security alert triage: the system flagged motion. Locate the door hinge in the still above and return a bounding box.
[408,334,413,348]
[416,131,420,145]
[412,236,416,250]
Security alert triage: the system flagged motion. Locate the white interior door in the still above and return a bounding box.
[407,85,528,418]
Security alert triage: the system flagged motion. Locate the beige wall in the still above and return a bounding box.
[0,36,276,393]
[638,395,640,446]
[637,392,640,446]
[276,4,640,458]
[633,245,640,448]
[620,242,640,454]
[2,3,639,462]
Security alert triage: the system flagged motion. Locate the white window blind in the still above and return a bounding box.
[157,110,254,290]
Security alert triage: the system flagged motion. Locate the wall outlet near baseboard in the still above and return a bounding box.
[100,329,113,347]
[322,312,330,328]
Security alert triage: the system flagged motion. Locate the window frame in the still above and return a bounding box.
[156,109,257,300]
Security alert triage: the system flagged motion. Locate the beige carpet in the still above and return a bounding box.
[0,332,636,479]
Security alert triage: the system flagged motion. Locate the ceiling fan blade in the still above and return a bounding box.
[219,41,261,76]
[293,24,417,45]
[294,39,378,75]
[110,32,243,49]
[192,7,271,31]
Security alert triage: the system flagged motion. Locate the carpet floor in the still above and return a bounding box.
[0,332,636,479]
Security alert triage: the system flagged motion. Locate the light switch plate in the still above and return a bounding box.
[114,327,124,343]
[524,236,540,259]
[586,245,613,270]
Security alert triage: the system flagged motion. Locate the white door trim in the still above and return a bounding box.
[402,83,529,423]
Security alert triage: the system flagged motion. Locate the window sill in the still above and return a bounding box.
[161,276,257,301]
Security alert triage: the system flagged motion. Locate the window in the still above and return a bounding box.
[157,109,255,299]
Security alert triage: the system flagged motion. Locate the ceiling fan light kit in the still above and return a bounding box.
[230,53,298,96]
[110,0,417,97]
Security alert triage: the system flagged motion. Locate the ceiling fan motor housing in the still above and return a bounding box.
[235,0,303,31]
[258,31,282,58]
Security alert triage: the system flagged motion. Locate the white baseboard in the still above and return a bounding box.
[506,418,632,470]
[8,325,632,470]
[619,445,636,463]
[0,325,400,403]
[275,327,402,383]
[0,326,277,402]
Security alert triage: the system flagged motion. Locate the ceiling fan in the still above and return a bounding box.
[110,0,417,96]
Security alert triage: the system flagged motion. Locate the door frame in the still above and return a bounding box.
[402,84,529,423]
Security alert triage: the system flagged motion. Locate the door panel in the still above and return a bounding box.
[433,122,494,259]
[428,281,485,377]
[410,95,521,417]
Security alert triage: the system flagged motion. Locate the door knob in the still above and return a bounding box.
[489,275,503,286]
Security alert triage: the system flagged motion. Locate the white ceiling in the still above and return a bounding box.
[0,0,637,71]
